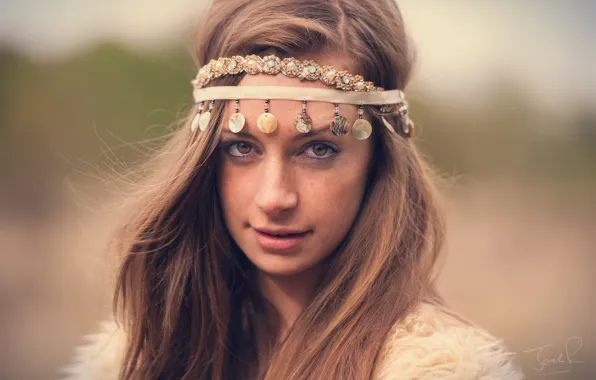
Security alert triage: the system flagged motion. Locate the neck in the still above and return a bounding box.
[257,264,325,341]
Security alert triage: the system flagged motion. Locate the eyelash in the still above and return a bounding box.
[220,140,341,161]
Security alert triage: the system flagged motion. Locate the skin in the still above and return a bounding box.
[217,53,373,338]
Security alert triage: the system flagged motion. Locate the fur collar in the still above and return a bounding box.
[60,303,524,379]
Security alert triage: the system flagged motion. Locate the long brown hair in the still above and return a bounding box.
[113,0,447,379]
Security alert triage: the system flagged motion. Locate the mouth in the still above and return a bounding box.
[258,230,309,237]
[253,228,311,252]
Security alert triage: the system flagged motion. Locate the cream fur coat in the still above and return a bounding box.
[61,302,524,379]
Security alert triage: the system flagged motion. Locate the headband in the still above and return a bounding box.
[190,55,413,139]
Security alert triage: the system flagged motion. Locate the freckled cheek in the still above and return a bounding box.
[302,171,367,225]
[218,165,257,220]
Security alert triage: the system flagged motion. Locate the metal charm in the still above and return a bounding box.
[258,113,277,133]
[199,100,214,131]
[228,99,245,133]
[294,100,312,133]
[257,99,277,133]
[352,119,372,140]
[329,103,348,136]
[190,100,204,132]
[352,104,372,140]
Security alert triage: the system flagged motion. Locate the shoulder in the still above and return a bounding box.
[374,302,524,380]
[60,319,126,380]
[60,304,524,380]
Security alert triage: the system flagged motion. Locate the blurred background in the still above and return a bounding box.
[0,0,594,379]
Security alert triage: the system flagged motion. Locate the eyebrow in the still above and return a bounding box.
[221,125,332,141]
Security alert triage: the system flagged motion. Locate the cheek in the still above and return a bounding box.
[302,166,368,237]
[305,141,371,224]
[217,162,254,224]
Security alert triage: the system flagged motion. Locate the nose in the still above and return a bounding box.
[254,159,298,218]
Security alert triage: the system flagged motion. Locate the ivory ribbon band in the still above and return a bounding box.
[193,86,403,105]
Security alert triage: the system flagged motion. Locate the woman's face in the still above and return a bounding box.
[217,55,373,277]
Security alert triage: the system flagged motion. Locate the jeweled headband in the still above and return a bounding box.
[190,55,413,139]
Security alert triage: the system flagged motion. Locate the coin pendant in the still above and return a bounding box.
[294,114,312,133]
[198,111,211,131]
[228,113,246,133]
[190,113,201,132]
[352,119,372,140]
[330,115,348,136]
[257,112,278,133]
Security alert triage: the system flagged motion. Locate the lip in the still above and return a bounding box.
[253,227,311,252]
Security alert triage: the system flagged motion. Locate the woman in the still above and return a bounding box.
[62,0,523,379]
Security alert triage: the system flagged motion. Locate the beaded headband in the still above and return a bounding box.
[190,55,413,139]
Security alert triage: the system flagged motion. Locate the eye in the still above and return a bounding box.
[302,142,340,160]
[222,141,255,158]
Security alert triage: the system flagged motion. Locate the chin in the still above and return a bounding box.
[248,251,314,277]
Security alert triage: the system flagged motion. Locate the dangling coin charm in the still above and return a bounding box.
[229,113,245,133]
[294,100,312,133]
[190,100,204,132]
[352,104,372,140]
[295,114,312,133]
[199,99,214,131]
[257,99,277,133]
[258,114,277,133]
[330,103,348,136]
[352,119,372,140]
[228,99,245,133]
[330,115,348,136]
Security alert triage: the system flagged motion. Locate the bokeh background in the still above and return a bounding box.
[1,0,595,379]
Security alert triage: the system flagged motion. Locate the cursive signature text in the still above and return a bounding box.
[522,336,583,376]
